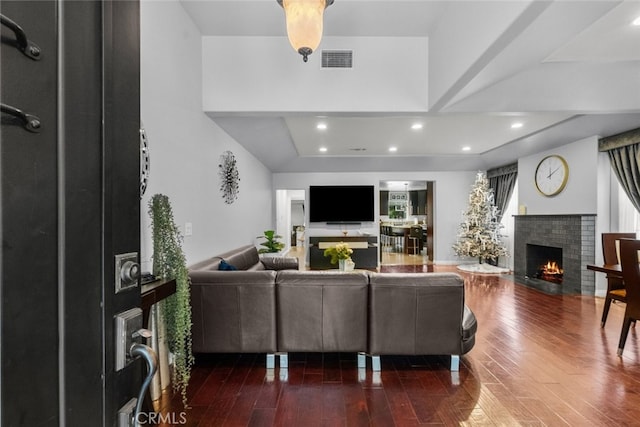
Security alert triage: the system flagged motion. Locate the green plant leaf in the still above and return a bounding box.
[149,194,194,407]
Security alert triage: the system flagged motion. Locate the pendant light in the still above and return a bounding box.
[277,0,334,62]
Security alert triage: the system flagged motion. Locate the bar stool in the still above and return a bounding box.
[390,226,404,253]
[407,225,422,255]
[383,225,392,252]
[379,225,388,252]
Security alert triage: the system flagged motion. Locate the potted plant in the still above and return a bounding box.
[257,229,285,255]
[148,194,194,407]
[323,242,354,270]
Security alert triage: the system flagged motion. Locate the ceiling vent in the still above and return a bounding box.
[321,50,353,68]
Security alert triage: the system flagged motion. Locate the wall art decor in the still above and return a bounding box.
[140,126,150,198]
[218,150,240,204]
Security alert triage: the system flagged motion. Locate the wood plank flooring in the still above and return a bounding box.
[154,265,640,426]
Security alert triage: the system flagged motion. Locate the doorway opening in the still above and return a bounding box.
[379,181,434,266]
[275,189,306,249]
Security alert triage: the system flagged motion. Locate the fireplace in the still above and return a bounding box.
[514,215,595,295]
[526,244,563,284]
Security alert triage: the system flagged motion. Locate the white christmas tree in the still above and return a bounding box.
[453,172,508,265]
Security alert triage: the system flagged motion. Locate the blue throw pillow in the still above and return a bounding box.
[218,259,237,271]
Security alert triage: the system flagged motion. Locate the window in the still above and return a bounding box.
[499,179,518,270]
[618,182,640,234]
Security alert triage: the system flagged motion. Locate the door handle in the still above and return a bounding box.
[129,343,158,427]
[0,14,42,60]
[1,103,41,133]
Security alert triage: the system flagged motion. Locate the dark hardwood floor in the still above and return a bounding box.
[154,265,640,426]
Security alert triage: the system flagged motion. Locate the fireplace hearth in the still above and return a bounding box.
[514,215,595,295]
[526,244,563,284]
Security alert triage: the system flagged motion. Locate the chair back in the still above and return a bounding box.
[409,225,422,239]
[619,238,640,318]
[603,233,636,264]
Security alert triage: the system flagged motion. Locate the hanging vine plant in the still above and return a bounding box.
[148,194,194,407]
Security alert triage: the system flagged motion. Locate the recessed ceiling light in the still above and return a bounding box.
[389,146,398,152]
[462,146,471,152]
[633,15,640,26]
[511,122,523,129]
[319,147,327,152]
[317,123,327,130]
[411,123,423,130]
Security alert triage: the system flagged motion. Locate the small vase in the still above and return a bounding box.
[339,258,354,271]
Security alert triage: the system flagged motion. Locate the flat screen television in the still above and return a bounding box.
[309,185,375,223]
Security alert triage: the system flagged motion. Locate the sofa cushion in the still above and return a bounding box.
[276,270,368,352]
[222,245,262,270]
[260,256,299,271]
[190,270,277,353]
[188,245,299,273]
[188,244,261,271]
[368,272,467,356]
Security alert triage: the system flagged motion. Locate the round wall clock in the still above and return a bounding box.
[534,154,569,197]
[218,150,240,204]
[140,127,150,198]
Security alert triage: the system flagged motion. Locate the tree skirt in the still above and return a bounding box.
[457,263,510,274]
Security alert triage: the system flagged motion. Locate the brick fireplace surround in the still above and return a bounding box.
[514,215,596,295]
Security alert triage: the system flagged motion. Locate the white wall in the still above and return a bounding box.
[517,136,599,215]
[140,0,273,269]
[202,36,428,113]
[273,171,476,264]
[429,1,529,108]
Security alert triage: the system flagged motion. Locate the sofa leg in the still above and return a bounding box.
[358,367,366,382]
[357,352,366,369]
[450,355,460,371]
[279,353,289,369]
[266,353,275,369]
[371,355,381,371]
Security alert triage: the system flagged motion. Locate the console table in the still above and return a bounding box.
[309,236,378,270]
[141,278,176,326]
[139,277,176,407]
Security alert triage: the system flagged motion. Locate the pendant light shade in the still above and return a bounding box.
[277,0,334,62]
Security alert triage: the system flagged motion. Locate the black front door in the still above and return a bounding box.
[1,1,141,425]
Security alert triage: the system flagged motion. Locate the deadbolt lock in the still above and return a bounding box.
[115,252,140,293]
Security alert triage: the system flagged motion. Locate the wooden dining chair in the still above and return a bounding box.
[601,232,636,327]
[616,238,640,356]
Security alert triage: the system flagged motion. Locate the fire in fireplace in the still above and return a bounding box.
[537,260,563,283]
[526,244,563,284]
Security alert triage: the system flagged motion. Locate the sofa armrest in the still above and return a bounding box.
[260,256,299,271]
[461,305,477,354]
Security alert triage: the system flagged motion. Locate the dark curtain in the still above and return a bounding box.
[600,128,640,213]
[487,163,518,222]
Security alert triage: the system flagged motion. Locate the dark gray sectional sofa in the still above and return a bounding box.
[188,245,477,371]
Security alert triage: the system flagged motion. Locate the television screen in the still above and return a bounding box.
[309,185,375,223]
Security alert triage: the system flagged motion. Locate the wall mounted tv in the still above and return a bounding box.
[309,185,375,223]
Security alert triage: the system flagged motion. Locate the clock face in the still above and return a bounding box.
[535,155,569,197]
